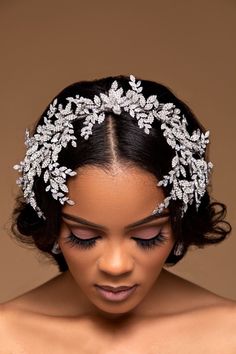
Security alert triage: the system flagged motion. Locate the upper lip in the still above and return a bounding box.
[96,284,136,292]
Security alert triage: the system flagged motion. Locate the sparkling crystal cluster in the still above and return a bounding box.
[14,75,213,219]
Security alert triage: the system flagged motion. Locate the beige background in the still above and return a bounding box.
[0,0,235,303]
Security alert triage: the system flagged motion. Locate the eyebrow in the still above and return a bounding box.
[61,210,170,231]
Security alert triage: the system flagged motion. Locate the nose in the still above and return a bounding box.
[97,241,134,276]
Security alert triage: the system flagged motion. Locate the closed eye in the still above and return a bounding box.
[64,231,168,251]
[132,233,168,249]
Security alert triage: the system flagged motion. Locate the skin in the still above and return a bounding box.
[58,163,176,321]
[1,163,236,353]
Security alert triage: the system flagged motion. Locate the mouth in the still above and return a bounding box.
[95,285,137,292]
[94,284,138,302]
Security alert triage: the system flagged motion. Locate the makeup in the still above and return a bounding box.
[95,285,138,302]
[65,231,168,251]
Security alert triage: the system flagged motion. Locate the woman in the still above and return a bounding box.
[1,75,235,353]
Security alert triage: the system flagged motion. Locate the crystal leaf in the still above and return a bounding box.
[147,95,157,104]
[60,184,68,193]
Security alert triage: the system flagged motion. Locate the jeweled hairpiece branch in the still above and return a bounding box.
[14,75,213,219]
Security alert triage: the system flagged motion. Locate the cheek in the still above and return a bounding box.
[140,236,175,273]
[61,247,95,288]
[135,242,174,276]
[141,248,169,272]
[58,223,90,269]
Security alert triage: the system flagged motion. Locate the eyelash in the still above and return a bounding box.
[65,231,168,251]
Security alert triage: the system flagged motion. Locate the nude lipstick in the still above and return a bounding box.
[95,285,138,301]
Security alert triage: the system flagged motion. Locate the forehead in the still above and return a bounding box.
[62,165,165,228]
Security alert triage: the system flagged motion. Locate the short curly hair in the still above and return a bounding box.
[11,75,232,272]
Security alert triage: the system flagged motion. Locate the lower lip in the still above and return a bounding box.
[95,285,138,302]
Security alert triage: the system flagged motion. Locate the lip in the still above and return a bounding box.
[95,285,138,302]
[96,285,137,292]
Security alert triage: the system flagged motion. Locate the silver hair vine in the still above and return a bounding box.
[14,74,213,220]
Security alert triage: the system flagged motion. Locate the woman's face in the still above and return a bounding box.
[58,164,175,319]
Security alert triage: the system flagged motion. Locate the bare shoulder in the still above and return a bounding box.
[0,273,64,315]
[190,302,236,352]
[164,269,236,309]
[190,301,236,329]
[0,303,10,334]
[163,271,236,351]
[0,303,18,353]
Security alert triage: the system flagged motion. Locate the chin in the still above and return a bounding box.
[94,305,136,321]
[89,294,142,319]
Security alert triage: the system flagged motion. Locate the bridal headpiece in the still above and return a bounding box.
[14,75,213,219]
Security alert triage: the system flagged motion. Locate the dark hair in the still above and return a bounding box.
[11,75,232,272]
